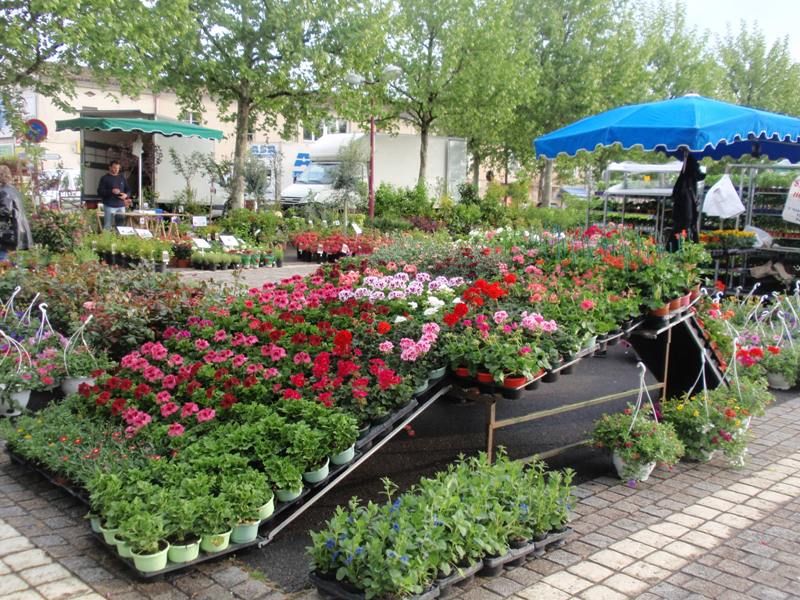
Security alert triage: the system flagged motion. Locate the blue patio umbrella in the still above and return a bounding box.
[534,94,800,162]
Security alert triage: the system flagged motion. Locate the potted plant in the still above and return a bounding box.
[322,411,359,465]
[171,240,193,268]
[222,471,270,544]
[118,512,169,572]
[591,404,684,483]
[758,344,799,390]
[286,423,330,483]
[273,245,284,267]
[61,345,114,396]
[264,456,304,502]
[164,497,202,564]
[197,495,235,553]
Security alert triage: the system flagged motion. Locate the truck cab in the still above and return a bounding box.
[280,162,339,206]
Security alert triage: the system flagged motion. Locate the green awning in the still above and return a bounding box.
[55,117,224,140]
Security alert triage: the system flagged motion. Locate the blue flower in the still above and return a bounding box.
[355,546,364,556]
[392,522,400,532]
[389,498,402,513]
[325,538,335,549]
[345,554,354,565]
[400,555,409,564]
[433,517,443,526]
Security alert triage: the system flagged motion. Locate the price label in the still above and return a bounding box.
[193,238,212,249]
[341,243,351,255]
[192,216,208,227]
[116,226,135,236]
[351,223,363,235]
[135,228,154,239]
[783,177,800,225]
[219,235,239,247]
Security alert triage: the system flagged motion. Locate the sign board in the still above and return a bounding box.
[250,143,277,158]
[23,119,48,143]
[219,235,239,247]
[59,191,81,200]
[351,222,363,236]
[782,176,800,225]
[193,238,212,249]
[192,216,208,227]
[116,226,136,236]
[135,228,154,239]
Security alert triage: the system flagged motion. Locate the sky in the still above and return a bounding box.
[683,0,800,60]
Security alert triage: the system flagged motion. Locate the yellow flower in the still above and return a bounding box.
[23,434,31,440]
[693,410,700,417]
[676,404,684,411]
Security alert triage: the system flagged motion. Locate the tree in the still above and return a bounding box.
[381,0,519,187]
[165,0,380,210]
[716,23,800,115]
[0,0,174,129]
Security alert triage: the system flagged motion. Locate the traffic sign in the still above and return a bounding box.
[23,119,48,143]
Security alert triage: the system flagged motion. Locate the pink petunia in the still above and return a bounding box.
[167,423,185,437]
[196,408,216,423]
[181,402,199,418]
[156,390,172,404]
[160,402,179,418]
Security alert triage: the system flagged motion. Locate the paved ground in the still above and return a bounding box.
[2,394,799,599]
[1,261,799,599]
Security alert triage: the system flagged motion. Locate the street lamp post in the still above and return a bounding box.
[346,65,402,224]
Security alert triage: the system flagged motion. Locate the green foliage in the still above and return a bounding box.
[216,208,285,244]
[29,209,89,253]
[374,184,433,220]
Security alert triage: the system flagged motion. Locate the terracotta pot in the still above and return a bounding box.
[502,376,528,389]
[649,304,670,318]
[476,371,494,384]
[668,297,682,311]
[454,366,471,378]
[689,285,701,301]
[679,293,691,308]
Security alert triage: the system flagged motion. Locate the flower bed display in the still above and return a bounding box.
[309,452,574,599]
[2,225,710,576]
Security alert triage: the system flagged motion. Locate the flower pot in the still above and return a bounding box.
[502,375,528,389]
[99,522,119,545]
[303,459,330,483]
[689,286,701,301]
[648,305,670,318]
[176,259,191,268]
[612,452,656,482]
[428,366,447,380]
[231,521,260,544]
[331,444,355,466]
[258,496,275,521]
[168,539,200,563]
[454,366,471,378]
[679,293,691,308]
[131,540,169,572]
[543,370,560,383]
[112,533,133,558]
[413,379,430,396]
[87,514,102,533]
[683,448,716,462]
[275,487,303,502]
[668,297,682,312]
[9,389,31,411]
[61,377,94,397]
[200,529,232,553]
[476,371,494,384]
[766,372,792,390]
[582,335,598,351]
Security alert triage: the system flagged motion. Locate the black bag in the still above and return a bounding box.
[0,190,18,249]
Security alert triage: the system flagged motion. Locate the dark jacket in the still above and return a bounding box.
[97,173,130,208]
[0,184,33,251]
[670,155,705,248]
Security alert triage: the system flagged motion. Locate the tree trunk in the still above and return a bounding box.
[230,97,251,210]
[472,153,480,188]
[417,124,429,188]
[541,159,553,208]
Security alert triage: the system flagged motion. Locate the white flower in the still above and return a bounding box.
[394,316,408,324]
[408,301,418,310]
[423,307,439,316]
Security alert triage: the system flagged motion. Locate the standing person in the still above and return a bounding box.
[669,153,705,251]
[97,160,130,230]
[0,165,33,260]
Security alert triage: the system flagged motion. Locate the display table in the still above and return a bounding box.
[94,210,186,237]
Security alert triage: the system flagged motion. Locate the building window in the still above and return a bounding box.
[179,110,203,125]
[303,118,348,141]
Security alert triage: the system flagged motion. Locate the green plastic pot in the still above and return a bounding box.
[330,444,355,466]
[200,529,232,553]
[131,541,169,572]
[303,459,330,484]
[275,487,303,502]
[258,496,275,521]
[231,521,260,544]
[112,533,133,558]
[99,522,119,545]
[168,539,200,563]
[428,366,447,380]
[87,514,102,534]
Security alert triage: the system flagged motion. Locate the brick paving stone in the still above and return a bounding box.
[37,577,92,599]
[230,578,275,599]
[3,548,50,571]
[662,540,704,560]
[516,582,570,600]
[714,572,755,593]
[697,520,734,539]
[712,490,750,504]
[194,583,236,599]
[211,565,252,588]
[622,560,670,583]
[588,549,635,570]
[682,505,720,520]
[540,571,592,595]
[643,550,688,571]
[629,529,674,548]
[457,587,503,600]
[697,496,736,512]
[0,573,28,595]
[744,497,779,512]
[715,513,753,529]
[578,585,627,600]
[543,549,581,567]
[603,573,649,595]
[648,581,691,600]
[649,522,690,538]
[0,535,33,557]
[567,561,613,583]
[503,566,541,586]
[741,584,788,600]
[482,576,523,596]
[664,513,704,529]
[608,539,656,558]
[524,559,562,576]
[173,571,216,595]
